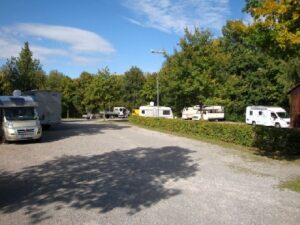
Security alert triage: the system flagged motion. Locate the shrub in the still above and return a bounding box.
[253,126,300,157]
[129,116,300,158]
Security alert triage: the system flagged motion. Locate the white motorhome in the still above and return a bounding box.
[0,91,42,142]
[190,105,225,121]
[139,103,173,119]
[23,90,61,128]
[245,106,290,128]
[182,105,201,119]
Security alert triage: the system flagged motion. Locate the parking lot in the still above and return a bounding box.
[0,120,299,225]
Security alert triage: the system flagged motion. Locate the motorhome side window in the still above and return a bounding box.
[163,110,170,115]
[250,111,253,116]
[259,111,263,116]
[271,112,277,119]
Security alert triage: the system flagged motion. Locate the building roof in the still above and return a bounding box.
[288,82,300,95]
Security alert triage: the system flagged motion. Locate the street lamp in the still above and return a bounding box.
[150,49,167,118]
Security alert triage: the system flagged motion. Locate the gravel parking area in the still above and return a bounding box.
[0,120,299,225]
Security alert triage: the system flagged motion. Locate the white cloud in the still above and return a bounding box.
[71,55,104,65]
[123,0,230,34]
[30,45,69,62]
[30,45,68,57]
[0,38,21,59]
[0,23,115,67]
[15,23,115,53]
[123,17,145,27]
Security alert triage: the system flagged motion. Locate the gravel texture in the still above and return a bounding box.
[0,120,299,225]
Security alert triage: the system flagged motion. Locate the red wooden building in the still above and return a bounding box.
[288,83,300,128]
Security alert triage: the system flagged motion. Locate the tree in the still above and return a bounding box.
[45,70,79,117]
[16,42,46,90]
[1,42,46,91]
[123,66,145,109]
[60,76,76,118]
[83,68,115,112]
[140,73,157,104]
[0,71,12,95]
[219,22,290,118]
[46,70,67,92]
[243,0,300,56]
[0,57,19,94]
[159,29,218,114]
[73,71,95,114]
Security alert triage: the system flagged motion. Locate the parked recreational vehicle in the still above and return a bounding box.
[23,90,61,128]
[100,107,130,118]
[139,103,173,119]
[182,105,201,119]
[182,105,224,121]
[0,90,42,142]
[245,106,290,128]
[201,106,225,121]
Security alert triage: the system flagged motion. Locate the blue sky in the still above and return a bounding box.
[0,0,250,78]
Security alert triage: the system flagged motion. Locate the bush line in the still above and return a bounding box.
[129,116,300,158]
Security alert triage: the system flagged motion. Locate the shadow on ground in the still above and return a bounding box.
[0,146,198,224]
[41,121,131,143]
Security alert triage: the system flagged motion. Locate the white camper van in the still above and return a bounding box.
[245,106,290,128]
[182,105,201,119]
[0,91,42,142]
[191,105,225,121]
[139,103,173,119]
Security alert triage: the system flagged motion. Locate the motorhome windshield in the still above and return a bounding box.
[4,107,37,121]
[276,112,289,119]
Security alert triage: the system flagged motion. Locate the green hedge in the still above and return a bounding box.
[129,116,300,158]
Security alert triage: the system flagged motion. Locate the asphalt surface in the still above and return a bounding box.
[0,120,299,225]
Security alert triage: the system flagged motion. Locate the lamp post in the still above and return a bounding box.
[150,49,166,118]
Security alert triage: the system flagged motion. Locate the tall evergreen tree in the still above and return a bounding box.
[16,42,46,90]
[1,42,46,92]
